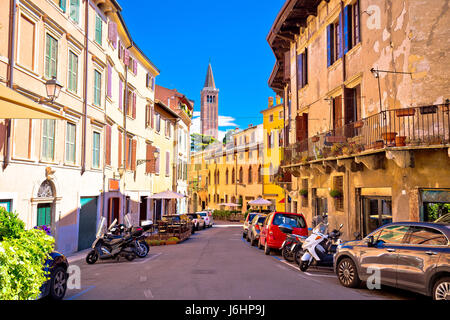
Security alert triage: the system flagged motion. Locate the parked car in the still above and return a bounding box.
[258,212,308,255]
[197,211,213,228]
[248,214,268,247]
[243,213,259,240]
[40,251,69,300]
[187,213,205,231]
[334,222,450,300]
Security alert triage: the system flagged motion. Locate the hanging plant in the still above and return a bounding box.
[299,189,308,197]
[329,189,343,198]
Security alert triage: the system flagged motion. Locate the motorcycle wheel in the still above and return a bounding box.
[136,241,149,258]
[294,248,304,266]
[86,250,98,265]
[282,246,294,262]
[299,260,310,272]
[125,253,136,261]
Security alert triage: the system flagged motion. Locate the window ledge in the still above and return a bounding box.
[327,58,342,72]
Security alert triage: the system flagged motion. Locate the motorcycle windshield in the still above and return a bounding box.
[96,217,106,238]
[312,222,328,235]
[124,214,132,228]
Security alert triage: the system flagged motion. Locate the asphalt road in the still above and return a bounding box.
[64,223,426,300]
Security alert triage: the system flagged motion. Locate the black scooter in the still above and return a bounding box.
[111,218,152,258]
[86,218,136,264]
[280,229,307,264]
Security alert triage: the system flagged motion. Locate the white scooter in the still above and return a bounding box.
[299,222,343,272]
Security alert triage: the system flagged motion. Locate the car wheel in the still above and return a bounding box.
[337,258,361,288]
[48,266,67,300]
[433,277,450,301]
[264,242,271,255]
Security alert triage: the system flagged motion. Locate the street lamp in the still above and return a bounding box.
[45,76,63,102]
[136,149,160,167]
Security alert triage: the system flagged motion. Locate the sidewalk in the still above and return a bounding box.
[66,248,91,264]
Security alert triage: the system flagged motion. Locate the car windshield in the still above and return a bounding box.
[247,214,257,223]
[272,214,306,228]
[312,222,328,235]
[258,216,267,224]
[198,212,207,217]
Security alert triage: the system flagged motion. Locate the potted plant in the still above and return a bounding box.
[354,120,364,129]
[331,143,344,156]
[311,136,320,142]
[167,237,179,245]
[395,108,416,117]
[373,140,384,149]
[329,189,343,199]
[420,105,437,115]
[395,136,407,147]
[382,132,397,142]
[299,189,308,197]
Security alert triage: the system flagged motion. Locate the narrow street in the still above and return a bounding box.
[65,223,426,300]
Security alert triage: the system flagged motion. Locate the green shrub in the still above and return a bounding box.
[167,237,179,242]
[0,208,54,300]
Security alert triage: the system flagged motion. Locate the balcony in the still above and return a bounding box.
[282,103,450,167]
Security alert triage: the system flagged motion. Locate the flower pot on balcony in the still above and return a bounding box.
[373,140,384,149]
[395,136,407,147]
[420,105,437,115]
[354,120,364,129]
[395,108,416,117]
[311,136,320,142]
[382,132,398,142]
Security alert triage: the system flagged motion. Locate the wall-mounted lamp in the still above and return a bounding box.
[45,76,63,103]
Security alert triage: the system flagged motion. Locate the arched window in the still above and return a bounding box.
[225,169,229,184]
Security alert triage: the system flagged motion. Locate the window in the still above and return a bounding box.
[69,0,80,23]
[272,213,306,228]
[94,70,101,106]
[145,104,151,128]
[155,113,160,132]
[165,151,170,176]
[65,122,76,164]
[42,119,55,161]
[107,63,112,98]
[405,226,448,246]
[258,165,262,184]
[327,17,342,67]
[269,114,274,122]
[68,51,78,93]
[377,225,409,244]
[95,14,102,45]
[333,176,344,211]
[248,166,252,184]
[343,0,361,53]
[297,49,308,89]
[105,125,111,166]
[155,148,160,174]
[45,34,58,78]
[92,131,100,168]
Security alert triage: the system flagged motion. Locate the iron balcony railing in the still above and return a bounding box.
[281,103,450,166]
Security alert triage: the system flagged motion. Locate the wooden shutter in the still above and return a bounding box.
[118,41,123,59]
[327,24,332,67]
[303,49,308,87]
[132,92,136,119]
[333,96,343,130]
[133,60,138,75]
[155,148,160,174]
[124,49,129,66]
[131,139,137,171]
[296,115,304,142]
[105,125,111,166]
[165,151,170,176]
[146,144,156,174]
[125,136,130,169]
[107,64,112,98]
[119,79,123,110]
[118,131,122,166]
[284,50,290,81]
[354,0,360,45]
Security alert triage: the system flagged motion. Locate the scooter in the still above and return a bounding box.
[299,222,343,272]
[279,224,307,263]
[86,217,137,264]
[110,215,152,258]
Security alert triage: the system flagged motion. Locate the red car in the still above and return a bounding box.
[258,212,308,255]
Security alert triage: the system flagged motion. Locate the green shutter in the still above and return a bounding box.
[70,0,80,23]
[42,120,55,160]
[94,70,101,105]
[66,122,76,163]
[59,0,67,13]
[68,51,78,93]
[95,15,102,45]
[45,34,58,78]
[37,204,51,227]
[93,132,100,168]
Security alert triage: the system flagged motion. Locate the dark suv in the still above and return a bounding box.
[334,222,450,300]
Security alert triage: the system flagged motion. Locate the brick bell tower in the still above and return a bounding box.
[201,63,219,139]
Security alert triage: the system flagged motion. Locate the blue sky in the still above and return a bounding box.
[119,0,286,140]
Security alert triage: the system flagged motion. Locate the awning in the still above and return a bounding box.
[0,85,67,120]
[219,203,241,207]
[150,190,185,200]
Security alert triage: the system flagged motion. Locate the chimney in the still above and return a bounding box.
[268,97,274,107]
[276,95,281,105]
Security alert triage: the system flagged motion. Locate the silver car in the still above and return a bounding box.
[334,222,450,300]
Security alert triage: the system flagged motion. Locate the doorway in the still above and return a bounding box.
[108,197,120,226]
[360,196,392,237]
[78,197,98,251]
[140,196,148,223]
[37,203,52,226]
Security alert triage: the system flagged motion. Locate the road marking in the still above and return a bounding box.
[144,288,154,299]
[214,224,243,228]
[129,252,162,265]
[66,286,96,300]
[140,275,148,282]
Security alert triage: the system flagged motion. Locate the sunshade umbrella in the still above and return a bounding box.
[219,203,241,207]
[149,190,185,199]
[0,84,68,119]
[248,197,272,206]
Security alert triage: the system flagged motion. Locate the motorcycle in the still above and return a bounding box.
[110,215,152,258]
[85,217,137,264]
[299,221,344,272]
[279,224,307,263]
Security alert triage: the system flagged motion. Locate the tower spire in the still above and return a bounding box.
[204,63,216,89]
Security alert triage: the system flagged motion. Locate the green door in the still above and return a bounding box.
[78,197,98,251]
[37,204,52,226]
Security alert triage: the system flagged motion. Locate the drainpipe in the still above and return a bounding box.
[81,0,89,175]
[4,0,17,170]
[122,49,130,221]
